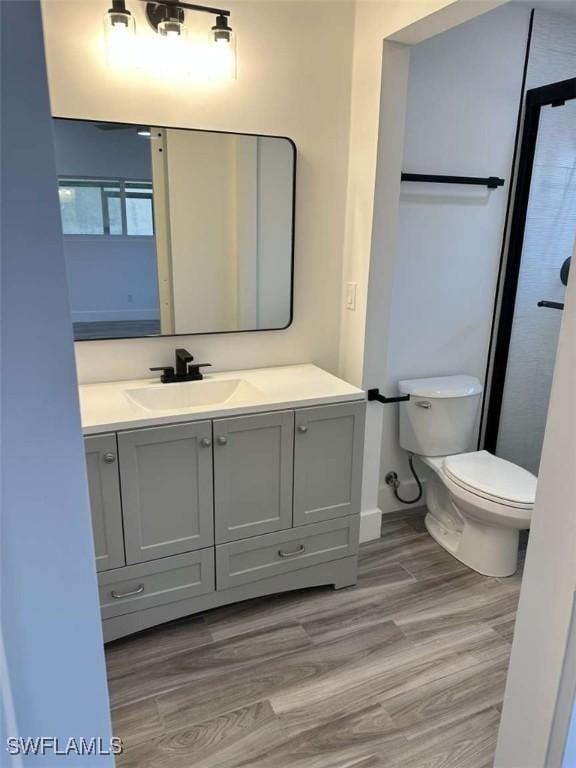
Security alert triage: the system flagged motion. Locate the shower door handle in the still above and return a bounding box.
[537,300,564,310]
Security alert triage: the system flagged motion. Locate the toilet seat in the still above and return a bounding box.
[443,451,536,510]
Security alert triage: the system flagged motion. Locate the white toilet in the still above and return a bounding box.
[398,375,537,577]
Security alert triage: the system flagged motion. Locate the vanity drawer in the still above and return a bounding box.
[98,549,215,619]
[216,517,359,590]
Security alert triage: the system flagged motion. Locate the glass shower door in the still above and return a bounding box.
[496,99,576,474]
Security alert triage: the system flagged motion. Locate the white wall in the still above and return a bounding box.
[1,1,113,762]
[339,0,508,538]
[41,0,355,383]
[494,239,576,766]
[375,4,531,512]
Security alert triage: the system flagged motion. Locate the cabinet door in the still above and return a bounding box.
[118,422,214,564]
[214,411,294,543]
[85,434,125,572]
[293,402,365,526]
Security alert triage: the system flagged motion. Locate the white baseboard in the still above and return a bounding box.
[379,477,427,515]
[360,508,383,543]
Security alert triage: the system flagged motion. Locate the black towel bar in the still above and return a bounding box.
[537,300,564,310]
[401,173,505,189]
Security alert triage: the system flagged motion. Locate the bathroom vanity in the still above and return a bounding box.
[81,364,366,641]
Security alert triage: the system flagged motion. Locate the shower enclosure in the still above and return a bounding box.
[484,78,576,475]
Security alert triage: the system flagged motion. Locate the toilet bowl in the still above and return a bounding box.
[421,452,535,577]
[398,375,537,577]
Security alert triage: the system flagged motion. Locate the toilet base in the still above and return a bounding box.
[424,476,520,578]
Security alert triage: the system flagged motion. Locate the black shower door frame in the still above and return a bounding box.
[482,77,576,453]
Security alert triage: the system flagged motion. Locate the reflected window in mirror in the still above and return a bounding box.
[58,179,154,236]
[52,119,295,341]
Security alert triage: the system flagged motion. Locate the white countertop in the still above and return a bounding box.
[80,364,365,435]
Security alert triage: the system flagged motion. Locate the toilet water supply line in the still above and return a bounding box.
[367,387,424,506]
[385,455,424,505]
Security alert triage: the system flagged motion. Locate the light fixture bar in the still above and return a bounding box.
[170,2,230,17]
[139,0,230,18]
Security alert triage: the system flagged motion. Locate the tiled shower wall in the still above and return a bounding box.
[496,9,576,475]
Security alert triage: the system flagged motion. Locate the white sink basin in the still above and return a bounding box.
[125,379,264,412]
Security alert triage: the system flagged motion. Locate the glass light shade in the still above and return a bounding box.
[155,21,190,78]
[209,30,236,80]
[104,10,136,69]
[158,17,184,39]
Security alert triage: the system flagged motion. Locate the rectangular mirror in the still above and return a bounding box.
[52,119,295,341]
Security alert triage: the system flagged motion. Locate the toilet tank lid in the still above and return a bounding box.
[398,375,483,398]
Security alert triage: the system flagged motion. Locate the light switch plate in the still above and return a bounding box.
[346,282,357,311]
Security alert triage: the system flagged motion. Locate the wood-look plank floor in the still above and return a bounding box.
[106,509,527,768]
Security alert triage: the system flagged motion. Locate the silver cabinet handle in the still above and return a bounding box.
[103,452,116,464]
[111,584,144,599]
[200,438,212,448]
[416,401,432,409]
[217,436,228,446]
[278,544,305,558]
[297,425,308,433]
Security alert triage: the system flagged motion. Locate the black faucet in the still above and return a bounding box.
[175,347,193,377]
[150,348,212,384]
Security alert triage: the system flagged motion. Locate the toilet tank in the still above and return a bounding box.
[398,375,483,457]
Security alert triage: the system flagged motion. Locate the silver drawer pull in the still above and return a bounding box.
[103,452,116,464]
[111,584,144,599]
[217,436,228,446]
[297,424,308,433]
[200,437,212,448]
[416,400,432,409]
[278,544,305,558]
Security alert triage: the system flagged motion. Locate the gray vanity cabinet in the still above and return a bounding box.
[117,422,214,564]
[213,411,294,543]
[85,399,366,642]
[85,433,125,572]
[293,402,365,526]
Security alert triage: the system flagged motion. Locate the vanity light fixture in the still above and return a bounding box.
[105,0,237,79]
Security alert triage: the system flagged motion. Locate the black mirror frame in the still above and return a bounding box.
[52,115,297,342]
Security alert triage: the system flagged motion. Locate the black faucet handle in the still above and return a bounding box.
[186,363,212,380]
[150,365,176,383]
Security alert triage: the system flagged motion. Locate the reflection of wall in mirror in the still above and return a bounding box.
[52,120,160,326]
[155,130,292,334]
[257,138,293,330]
